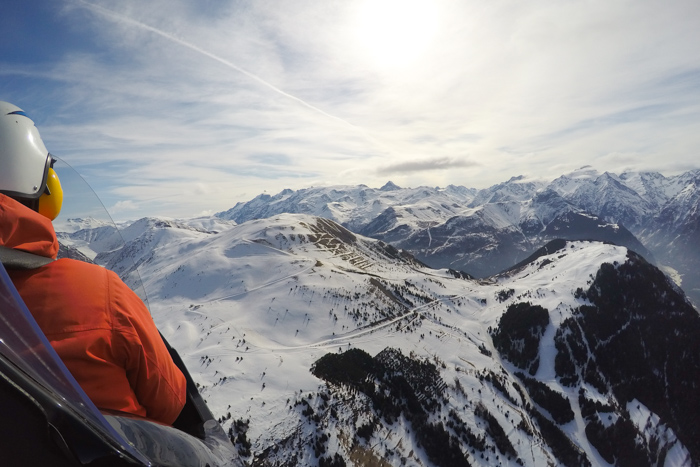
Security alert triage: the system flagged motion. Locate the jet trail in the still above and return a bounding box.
[74,0,370,135]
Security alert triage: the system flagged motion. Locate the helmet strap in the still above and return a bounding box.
[14,196,40,213]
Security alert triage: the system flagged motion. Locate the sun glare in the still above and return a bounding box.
[354,0,439,70]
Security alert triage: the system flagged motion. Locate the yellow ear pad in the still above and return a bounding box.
[38,168,63,220]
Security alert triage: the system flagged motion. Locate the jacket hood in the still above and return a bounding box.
[0,193,59,259]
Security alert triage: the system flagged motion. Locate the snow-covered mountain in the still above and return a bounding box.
[59,213,700,466]
[217,182,477,235]
[55,217,123,261]
[217,167,700,306]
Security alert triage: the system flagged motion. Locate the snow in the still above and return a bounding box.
[549,166,601,196]
[627,400,692,467]
[218,182,477,235]
[215,169,700,306]
[53,208,697,466]
[659,264,683,287]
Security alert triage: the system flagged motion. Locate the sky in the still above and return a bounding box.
[2,0,699,221]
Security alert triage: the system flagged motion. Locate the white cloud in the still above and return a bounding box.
[110,199,139,213]
[3,0,699,219]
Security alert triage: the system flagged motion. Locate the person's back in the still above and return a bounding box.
[0,101,186,425]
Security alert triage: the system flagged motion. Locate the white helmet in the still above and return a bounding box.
[0,101,62,219]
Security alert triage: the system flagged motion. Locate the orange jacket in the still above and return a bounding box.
[0,194,186,425]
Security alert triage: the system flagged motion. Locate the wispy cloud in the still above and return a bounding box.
[377,157,478,176]
[74,0,376,141]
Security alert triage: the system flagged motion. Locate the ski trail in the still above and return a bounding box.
[204,262,316,304]
[249,290,471,352]
[200,289,448,357]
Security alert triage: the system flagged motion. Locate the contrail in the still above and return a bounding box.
[74,0,373,137]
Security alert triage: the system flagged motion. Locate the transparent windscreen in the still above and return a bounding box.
[52,157,150,310]
[0,264,94,408]
[0,262,150,464]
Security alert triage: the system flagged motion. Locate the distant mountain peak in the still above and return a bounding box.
[379,181,401,191]
[568,165,599,179]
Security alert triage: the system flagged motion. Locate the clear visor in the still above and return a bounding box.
[51,157,150,310]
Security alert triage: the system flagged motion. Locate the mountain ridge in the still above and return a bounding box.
[57,212,699,466]
[216,167,700,305]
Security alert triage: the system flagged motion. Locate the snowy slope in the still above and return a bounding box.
[72,214,699,466]
[55,217,123,260]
